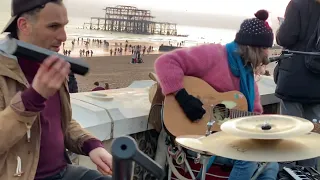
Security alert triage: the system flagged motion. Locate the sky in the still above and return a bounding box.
[0,0,290,29]
[64,0,289,17]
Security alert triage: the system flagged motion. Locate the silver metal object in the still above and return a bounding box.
[206,105,216,136]
[251,162,269,180]
[200,156,211,180]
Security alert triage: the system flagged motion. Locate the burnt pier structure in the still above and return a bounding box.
[83,5,178,36]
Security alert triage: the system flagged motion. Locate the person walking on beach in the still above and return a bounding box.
[0,0,112,179]
[275,0,320,169]
[154,10,279,180]
[105,83,110,90]
[92,82,105,91]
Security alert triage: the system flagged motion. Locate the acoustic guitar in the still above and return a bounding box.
[162,76,320,137]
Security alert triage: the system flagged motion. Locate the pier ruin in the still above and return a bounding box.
[83,5,178,36]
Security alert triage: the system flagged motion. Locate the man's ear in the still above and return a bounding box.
[16,17,32,36]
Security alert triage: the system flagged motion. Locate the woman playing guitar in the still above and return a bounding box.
[155,10,279,180]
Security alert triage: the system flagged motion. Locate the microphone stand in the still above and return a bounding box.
[268,54,293,63]
[268,49,320,63]
[111,136,165,180]
[282,49,320,56]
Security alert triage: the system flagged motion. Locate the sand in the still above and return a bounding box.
[76,54,161,92]
[63,37,280,91]
[76,52,278,92]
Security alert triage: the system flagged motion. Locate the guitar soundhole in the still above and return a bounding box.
[212,104,230,122]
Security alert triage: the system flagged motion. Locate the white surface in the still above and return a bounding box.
[71,77,277,141]
[71,86,152,141]
[257,76,276,95]
[71,99,112,140]
[127,80,155,88]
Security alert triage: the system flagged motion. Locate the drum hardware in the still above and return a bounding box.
[205,105,216,137]
[195,153,201,164]
[196,106,218,180]
[251,162,270,180]
[111,136,165,180]
[166,149,196,180]
[175,115,320,180]
[198,155,212,180]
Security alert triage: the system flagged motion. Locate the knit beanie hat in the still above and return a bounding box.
[235,10,274,48]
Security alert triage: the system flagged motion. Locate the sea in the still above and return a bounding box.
[0,16,238,47]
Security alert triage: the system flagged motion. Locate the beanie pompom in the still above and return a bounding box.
[254,9,269,21]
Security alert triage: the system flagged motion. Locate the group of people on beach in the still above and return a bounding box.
[0,0,319,180]
[92,82,110,91]
[110,43,154,57]
[63,35,156,58]
[79,49,94,57]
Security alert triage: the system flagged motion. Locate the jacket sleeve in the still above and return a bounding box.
[0,91,39,154]
[65,119,102,156]
[154,44,221,95]
[276,0,300,48]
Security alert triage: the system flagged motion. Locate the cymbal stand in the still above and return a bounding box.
[195,105,216,180]
[206,105,216,136]
[195,155,211,180]
[251,162,270,180]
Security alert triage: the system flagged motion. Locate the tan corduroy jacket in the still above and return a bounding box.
[0,52,96,179]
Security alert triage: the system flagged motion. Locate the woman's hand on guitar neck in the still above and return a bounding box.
[174,88,206,122]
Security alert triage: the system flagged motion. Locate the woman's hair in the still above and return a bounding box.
[237,45,269,74]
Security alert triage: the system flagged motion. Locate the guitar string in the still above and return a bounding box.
[209,106,258,119]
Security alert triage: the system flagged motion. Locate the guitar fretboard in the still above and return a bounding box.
[229,109,260,119]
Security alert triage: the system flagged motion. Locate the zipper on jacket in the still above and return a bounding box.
[13,156,23,177]
[26,123,31,142]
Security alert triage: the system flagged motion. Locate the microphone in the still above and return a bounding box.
[2,36,89,76]
[269,54,293,63]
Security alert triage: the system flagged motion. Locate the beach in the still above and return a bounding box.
[77,51,278,92]
[76,54,161,92]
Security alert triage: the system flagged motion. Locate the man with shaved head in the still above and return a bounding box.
[0,0,112,179]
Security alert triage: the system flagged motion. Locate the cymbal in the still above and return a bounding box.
[221,115,314,139]
[175,135,213,156]
[197,131,320,162]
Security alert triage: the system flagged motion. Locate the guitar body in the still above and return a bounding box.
[163,76,248,137]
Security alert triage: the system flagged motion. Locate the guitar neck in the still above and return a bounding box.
[229,109,260,119]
